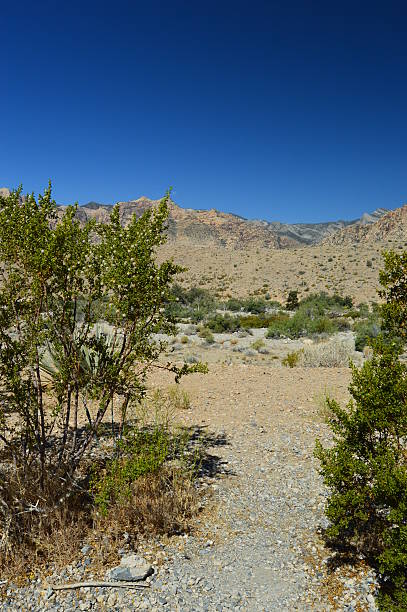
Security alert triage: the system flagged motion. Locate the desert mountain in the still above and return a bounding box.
[0,188,393,249]
[322,205,407,246]
[76,197,388,249]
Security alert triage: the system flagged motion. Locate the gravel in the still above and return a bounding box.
[0,365,379,611]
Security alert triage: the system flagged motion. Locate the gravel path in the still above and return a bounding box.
[1,365,379,611]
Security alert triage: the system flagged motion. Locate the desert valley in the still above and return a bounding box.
[1,187,406,611]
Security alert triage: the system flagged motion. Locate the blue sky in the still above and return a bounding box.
[1,1,407,223]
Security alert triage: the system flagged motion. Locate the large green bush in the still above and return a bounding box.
[316,251,407,610]
[266,309,344,339]
[299,291,353,312]
[166,284,217,322]
[206,313,241,333]
[316,343,407,610]
[0,185,204,518]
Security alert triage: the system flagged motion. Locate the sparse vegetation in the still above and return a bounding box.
[300,339,357,367]
[282,350,303,367]
[251,338,265,351]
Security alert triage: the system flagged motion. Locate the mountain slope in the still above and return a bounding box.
[76,197,389,249]
[0,187,393,249]
[322,205,407,246]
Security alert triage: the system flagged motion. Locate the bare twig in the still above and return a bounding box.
[48,581,150,591]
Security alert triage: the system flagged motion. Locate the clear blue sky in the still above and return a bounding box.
[1,1,406,223]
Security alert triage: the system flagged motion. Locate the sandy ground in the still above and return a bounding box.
[159,239,405,304]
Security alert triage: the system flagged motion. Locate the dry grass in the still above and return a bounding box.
[299,339,360,368]
[0,460,199,584]
[166,385,191,411]
[94,467,198,539]
[0,386,200,584]
[0,462,91,582]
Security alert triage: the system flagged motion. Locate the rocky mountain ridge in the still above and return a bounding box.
[0,187,399,248]
[322,204,407,246]
[77,196,390,249]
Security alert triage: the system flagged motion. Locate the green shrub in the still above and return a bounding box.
[357,302,370,317]
[354,318,381,351]
[225,296,267,313]
[206,313,240,333]
[286,290,299,311]
[308,315,336,335]
[301,291,353,311]
[251,338,265,351]
[315,343,407,610]
[91,427,170,515]
[266,310,339,339]
[166,284,217,322]
[316,251,407,609]
[239,314,277,329]
[282,350,302,367]
[198,327,215,343]
[243,297,267,314]
[343,309,361,318]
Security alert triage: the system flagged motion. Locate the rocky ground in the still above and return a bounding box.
[164,323,360,367]
[1,364,379,611]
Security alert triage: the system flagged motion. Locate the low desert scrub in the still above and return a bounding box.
[283,339,358,368]
[282,350,303,368]
[91,397,200,536]
[94,466,198,538]
[90,425,194,515]
[166,385,191,411]
[0,389,200,581]
[300,339,357,367]
[251,338,265,351]
[197,326,215,344]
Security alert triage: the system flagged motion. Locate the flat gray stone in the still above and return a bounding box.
[108,555,153,582]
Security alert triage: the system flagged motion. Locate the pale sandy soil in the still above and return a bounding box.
[148,362,351,435]
[159,239,407,303]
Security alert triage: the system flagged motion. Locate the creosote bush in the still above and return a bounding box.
[0,184,205,575]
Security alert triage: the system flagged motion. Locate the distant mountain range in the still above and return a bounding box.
[1,187,403,248]
[75,196,390,248]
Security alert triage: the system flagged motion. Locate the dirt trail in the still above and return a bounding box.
[3,365,380,611]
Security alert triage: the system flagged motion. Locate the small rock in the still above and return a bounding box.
[108,555,153,582]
